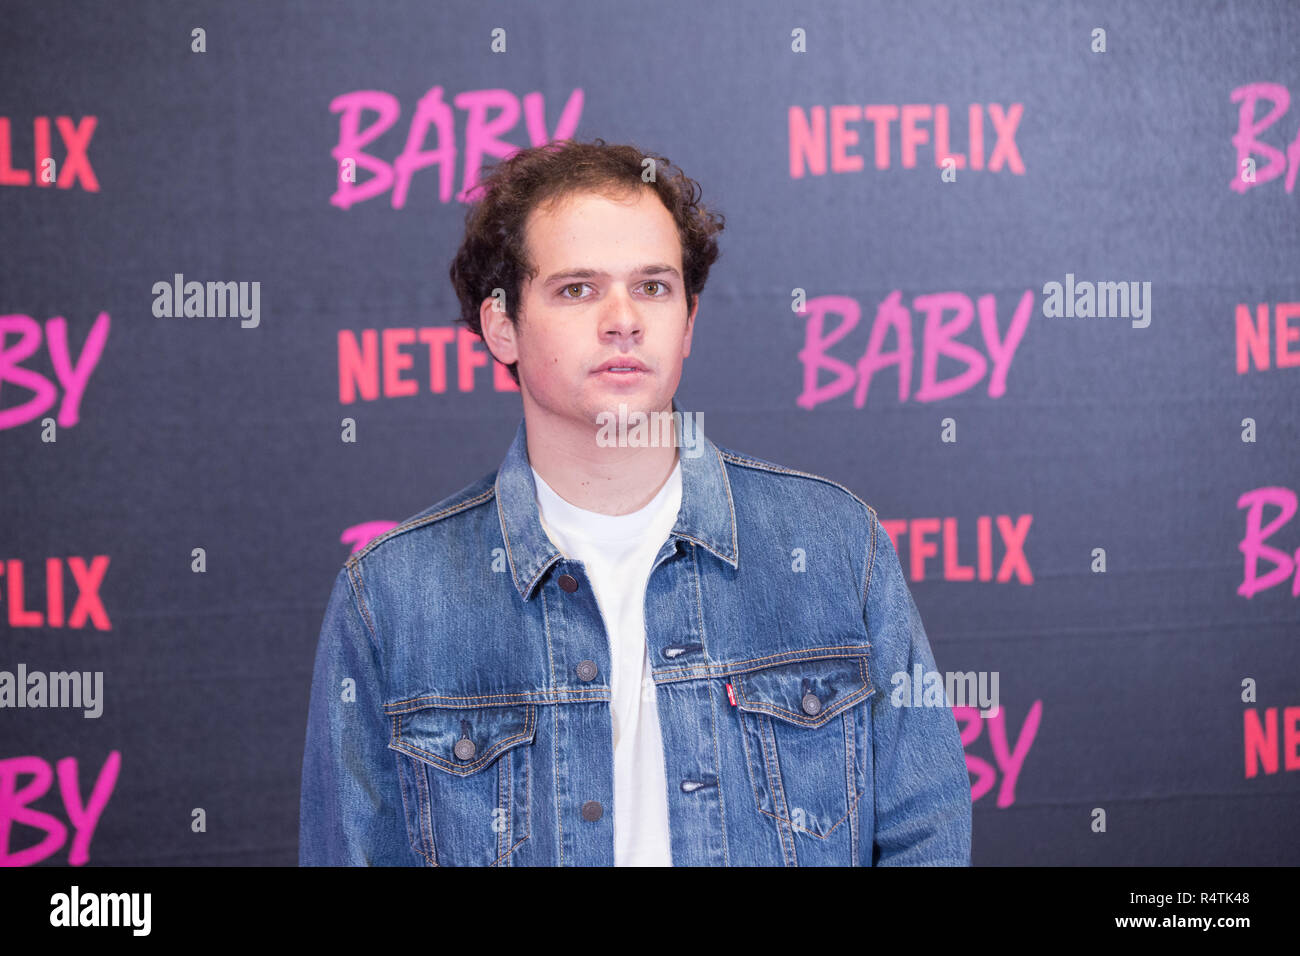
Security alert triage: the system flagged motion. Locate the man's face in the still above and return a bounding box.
[482,187,697,434]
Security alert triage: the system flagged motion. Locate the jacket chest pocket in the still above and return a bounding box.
[733,653,874,840]
[388,702,536,866]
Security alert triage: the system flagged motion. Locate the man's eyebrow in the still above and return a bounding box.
[541,264,681,285]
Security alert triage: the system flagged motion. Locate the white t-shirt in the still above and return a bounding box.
[531,459,681,867]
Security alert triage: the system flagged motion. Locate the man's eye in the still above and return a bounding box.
[559,281,669,299]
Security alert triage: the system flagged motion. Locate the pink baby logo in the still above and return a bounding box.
[1230,83,1300,193]
[0,751,119,866]
[0,311,109,431]
[798,289,1033,409]
[1237,486,1300,598]
[957,700,1042,807]
[342,522,399,554]
[330,86,584,209]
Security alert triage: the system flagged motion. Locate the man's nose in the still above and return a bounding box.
[599,285,644,338]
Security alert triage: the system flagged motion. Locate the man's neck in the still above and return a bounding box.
[523,407,680,517]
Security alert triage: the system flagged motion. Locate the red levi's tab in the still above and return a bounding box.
[725,682,736,706]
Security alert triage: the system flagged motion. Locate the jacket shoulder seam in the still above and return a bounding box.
[351,485,497,563]
[342,483,497,652]
[714,448,880,609]
[862,505,878,611]
[717,449,876,513]
[343,558,379,651]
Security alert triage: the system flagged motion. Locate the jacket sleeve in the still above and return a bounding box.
[300,563,419,865]
[862,510,972,866]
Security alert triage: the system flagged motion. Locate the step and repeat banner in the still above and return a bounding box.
[1,0,1297,867]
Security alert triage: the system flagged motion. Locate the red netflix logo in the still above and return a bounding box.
[0,117,99,190]
[1243,707,1300,778]
[1235,302,1300,374]
[338,326,518,402]
[881,516,1033,585]
[790,102,1025,177]
[0,557,111,630]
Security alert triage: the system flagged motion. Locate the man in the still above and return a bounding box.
[300,138,971,866]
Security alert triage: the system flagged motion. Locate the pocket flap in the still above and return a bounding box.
[734,654,873,729]
[389,703,537,776]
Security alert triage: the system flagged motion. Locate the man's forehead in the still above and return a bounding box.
[523,187,681,273]
[527,186,665,232]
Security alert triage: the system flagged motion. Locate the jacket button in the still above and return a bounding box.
[558,574,579,593]
[581,800,603,822]
[801,692,822,716]
[576,660,598,681]
[453,738,477,760]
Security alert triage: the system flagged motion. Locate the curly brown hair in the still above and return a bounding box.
[448,138,726,386]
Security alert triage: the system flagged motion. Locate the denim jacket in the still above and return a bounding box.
[299,409,971,866]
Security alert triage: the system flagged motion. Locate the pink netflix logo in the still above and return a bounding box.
[329,86,583,209]
[790,103,1025,177]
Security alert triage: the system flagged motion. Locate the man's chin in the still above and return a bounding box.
[585,396,663,423]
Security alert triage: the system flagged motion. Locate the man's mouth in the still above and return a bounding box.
[593,358,650,375]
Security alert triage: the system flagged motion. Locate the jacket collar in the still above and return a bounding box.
[494,399,738,599]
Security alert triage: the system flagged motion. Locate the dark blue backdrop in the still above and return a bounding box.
[1,0,1297,866]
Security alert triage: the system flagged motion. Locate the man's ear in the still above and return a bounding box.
[480,296,520,368]
[682,293,698,356]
